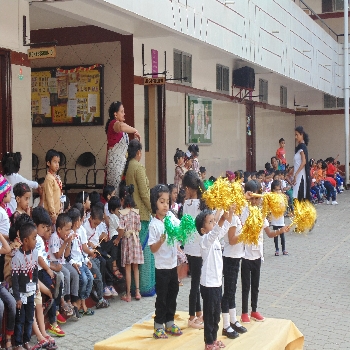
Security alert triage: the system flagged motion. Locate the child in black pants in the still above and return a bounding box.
[196,208,233,350]
[240,180,289,324]
[148,184,182,339]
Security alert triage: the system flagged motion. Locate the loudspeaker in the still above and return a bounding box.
[232,66,255,89]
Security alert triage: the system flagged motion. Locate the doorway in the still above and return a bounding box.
[0,49,12,172]
[245,100,256,172]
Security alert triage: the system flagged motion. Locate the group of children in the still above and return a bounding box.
[0,149,147,350]
[152,169,290,350]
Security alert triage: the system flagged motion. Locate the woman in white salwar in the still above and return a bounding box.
[105,102,140,192]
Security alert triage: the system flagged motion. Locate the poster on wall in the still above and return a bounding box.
[186,94,212,144]
[31,64,104,127]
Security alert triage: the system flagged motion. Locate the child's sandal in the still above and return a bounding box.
[165,324,183,336]
[112,267,124,280]
[275,251,279,256]
[283,251,289,255]
[153,328,168,339]
[214,340,226,348]
[135,288,141,300]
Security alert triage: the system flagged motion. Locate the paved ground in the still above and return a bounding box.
[43,191,350,349]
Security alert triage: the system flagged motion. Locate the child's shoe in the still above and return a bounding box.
[188,317,204,329]
[153,328,168,339]
[56,312,66,324]
[326,200,331,205]
[230,321,247,334]
[103,286,112,297]
[222,326,239,339]
[240,313,250,323]
[332,201,338,205]
[214,340,226,348]
[250,311,265,322]
[109,286,118,297]
[121,294,131,302]
[48,324,65,337]
[135,288,141,300]
[165,324,183,336]
[204,344,219,350]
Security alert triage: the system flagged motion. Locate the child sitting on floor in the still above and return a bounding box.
[102,185,116,228]
[148,184,182,339]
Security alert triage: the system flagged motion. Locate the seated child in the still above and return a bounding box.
[240,181,289,324]
[75,191,91,224]
[196,208,233,350]
[33,207,66,338]
[12,182,31,221]
[148,184,182,339]
[102,185,116,228]
[48,214,77,320]
[66,208,94,317]
[0,175,12,241]
[73,203,109,310]
[12,222,38,349]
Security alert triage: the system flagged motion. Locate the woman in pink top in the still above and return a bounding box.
[105,101,140,191]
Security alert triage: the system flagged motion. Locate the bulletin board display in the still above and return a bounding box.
[31,64,104,127]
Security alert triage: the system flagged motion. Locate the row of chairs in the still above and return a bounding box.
[32,151,105,192]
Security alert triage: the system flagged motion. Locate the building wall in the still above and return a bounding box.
[255,107,296,170]
[0,0,31,179]
[296,113,347,164]
[165,91,246,182]
[31,42,121,184]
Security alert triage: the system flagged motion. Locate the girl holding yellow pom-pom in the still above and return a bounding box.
[240,180,290,325]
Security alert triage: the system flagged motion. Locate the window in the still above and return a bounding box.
[216,64,230,93]
[322,0,344,13]
[173,50,192,84]
[323,93,345,108]
[280,86,287,108]
[259,79,268,103]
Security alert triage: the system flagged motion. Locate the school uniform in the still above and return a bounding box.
[270,213,285,252]
[200,221,229,345]
[148,214,179,330]
[241,208,269,315]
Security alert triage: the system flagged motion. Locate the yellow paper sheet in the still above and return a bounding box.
[94,311,304,350]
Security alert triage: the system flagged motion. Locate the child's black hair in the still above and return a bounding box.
[56,213,72,229]
[271,179,281,192]
[9,214,33,242]
[37,177,45,185]
[245,180,258,193]
[13,182,30,198]
[63,196,70,212]
[124,192,135,208]
[199,166,206,174]
[67,208,81,226]
[150,184,169,214]
[176,188,186,205]
[168,184,177,208]
[234,170,244,181]
[174,148,185,165]
[264,162,271,171]
[182,170,207,211]
[321,161,327,170]
[279,138,285,143]
[89,191,101,207]
[188,144,199,157]
[90,204,104,221]
[19,222,37,242]
[195,209,213,236]
[1,152,22,175]
[45,149,60,165]
[243,171,251,183]
[32,206,52,227]
[103,185,115,201]
[75,191,89,205]
[119,183,134,200]
[108,196,121,213]
[72,203,84,219]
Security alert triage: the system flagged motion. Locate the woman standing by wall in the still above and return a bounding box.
[292,126,311,201]
[105,101,140,192]
[124,139,154,296]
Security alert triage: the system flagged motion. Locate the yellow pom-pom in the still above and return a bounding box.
[262,192,288,219]
[230,181,247,215]
[291,199,317,233]
[202,177,233,211]
[238,205,264,246]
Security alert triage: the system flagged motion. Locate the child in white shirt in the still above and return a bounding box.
[197,208,232,350]
[240,181,289,324]
[148,184,182,339]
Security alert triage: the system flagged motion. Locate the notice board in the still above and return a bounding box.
[31,64,104,127]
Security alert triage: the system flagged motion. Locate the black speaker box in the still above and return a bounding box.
[232,66,255,89]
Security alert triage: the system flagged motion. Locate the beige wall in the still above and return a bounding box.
[295,113,346,164]
[255,107,296,171]
[31,42,121,184]
[166,92,246,182]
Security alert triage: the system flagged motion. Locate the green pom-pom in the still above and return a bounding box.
[203,179,214,190]
[164,214,196,245]
[164,215,178,245]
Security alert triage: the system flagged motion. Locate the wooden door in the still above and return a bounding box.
[245,100,256,172]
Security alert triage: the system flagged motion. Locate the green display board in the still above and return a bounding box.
[187,94,212,144]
